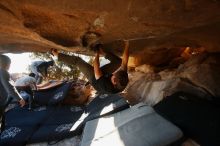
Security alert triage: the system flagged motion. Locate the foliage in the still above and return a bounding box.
[30,52,84,81]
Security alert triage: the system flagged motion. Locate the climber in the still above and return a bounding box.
[51,40,129,94]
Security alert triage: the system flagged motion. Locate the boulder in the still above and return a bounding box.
[159,69,177,80]
[135,64,155,74]
[126,74,211,106]
[1,1,220,67]
[126,54,219,105]
[179,53,220,97]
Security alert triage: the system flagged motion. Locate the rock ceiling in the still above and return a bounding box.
[0,0,220,66]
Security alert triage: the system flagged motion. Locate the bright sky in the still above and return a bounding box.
[5,53,109,74]
[5,53,32,73]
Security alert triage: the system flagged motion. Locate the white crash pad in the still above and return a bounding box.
[81,103,183,146]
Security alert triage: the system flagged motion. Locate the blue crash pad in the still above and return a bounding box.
[0,94,129,146]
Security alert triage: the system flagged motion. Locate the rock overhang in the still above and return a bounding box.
[1,0,220,66]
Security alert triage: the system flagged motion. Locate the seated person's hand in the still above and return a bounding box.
[19,99,26,107]
[51,48,59,57]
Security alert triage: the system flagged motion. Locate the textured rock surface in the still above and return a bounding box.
[125,53,219,105]
[1,0,220,66]
[178,53,220,97]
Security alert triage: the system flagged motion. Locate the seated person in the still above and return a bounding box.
[15,73,37,109]
[0,55,25,131]
[15,73,37,90]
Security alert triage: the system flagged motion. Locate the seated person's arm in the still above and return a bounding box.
[94,52,103,79]
[120,40,129,71]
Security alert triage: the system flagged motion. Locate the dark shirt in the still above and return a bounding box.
[37,62,50,76]
[0,68,21,108]
[91,74,119,94]
[31,61,50,76]
[57,53,121,94]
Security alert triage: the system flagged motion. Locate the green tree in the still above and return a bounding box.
[30,52,82,81]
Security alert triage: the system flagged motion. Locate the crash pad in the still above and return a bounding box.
[154,92,220,146]
[81,103,183,146]
[34,82,72,105]
[0,94,129,145]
